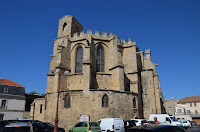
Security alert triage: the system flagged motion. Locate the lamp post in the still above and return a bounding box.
[51,67,69,132]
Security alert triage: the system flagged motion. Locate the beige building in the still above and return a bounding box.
[164,98,179,116]
[31,15,165,130]
[175,96,200,125]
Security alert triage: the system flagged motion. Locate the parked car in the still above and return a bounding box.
[1,122,32,132]
[147,121,155,124]
[69,121,101,132]
[191,121,196,126]
[4,119,41,125]
[179,120,191,129]
[187,120,192,126]
[100,118,125,132]
[0,121,6,131]
[127,124,185,132]
[131,119,149,126]
[124,120,136,131]
[32,122,65,132]
[1,121,65,132]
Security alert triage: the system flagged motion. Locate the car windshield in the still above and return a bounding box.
[2,127,30,132]
[32,122,54,128]
[45,123,54,127]
[170,117,178,121]
[128,120,136,125]
[89,122,99,127]
[141,120,148,123]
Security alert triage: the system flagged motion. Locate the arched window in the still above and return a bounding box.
[63,23,67,31]
[64,94,70,108]
[133,97,136,108]
[40,104,42,113]
[96,45,104,72]
[75,46,83,73]
[102,94,109,107]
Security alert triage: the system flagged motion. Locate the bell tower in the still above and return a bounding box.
[57,15,83,38]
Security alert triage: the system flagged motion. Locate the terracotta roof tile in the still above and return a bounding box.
[0,78,24,87]
[177,96,200,104]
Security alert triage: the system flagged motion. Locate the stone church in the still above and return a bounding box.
[30,15,165,130]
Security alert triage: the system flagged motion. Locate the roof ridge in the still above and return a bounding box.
[178,96,200,103]
[0,78,24,87]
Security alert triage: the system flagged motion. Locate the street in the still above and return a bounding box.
[185,125,200,132]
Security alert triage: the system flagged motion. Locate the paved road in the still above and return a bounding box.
[185,125,200,132]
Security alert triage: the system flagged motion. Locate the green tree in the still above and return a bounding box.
[29,91,39,95]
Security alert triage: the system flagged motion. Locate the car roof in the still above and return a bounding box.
[5,122,29,127]
[132,119,146,121]
[78,121,97,123]
[179,120,189,121]
[124,120,135,121]
[101,118,123,120]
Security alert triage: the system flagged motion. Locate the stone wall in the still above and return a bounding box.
[32,90,138,131]
[164,99,177,116]
[141,70,156,119]
[30,98,45,121]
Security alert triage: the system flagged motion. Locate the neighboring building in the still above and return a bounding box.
[31,15,165,130]
[175,96,200,125]
[23,94,43,119]
[0,78,26,120]
[164,98,179,116]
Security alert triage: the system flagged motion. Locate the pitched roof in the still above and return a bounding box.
[0,78,24,87]
[178,96,200,104]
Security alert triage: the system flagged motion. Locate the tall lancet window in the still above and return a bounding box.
[133,97,137,108]
[75,46,83,73]
[96,45,104,72]
[64,94,70,108]
[102,94,109,107]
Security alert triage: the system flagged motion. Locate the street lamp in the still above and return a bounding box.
[51,67,70,132]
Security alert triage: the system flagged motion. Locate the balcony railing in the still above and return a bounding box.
[176,112,199,115]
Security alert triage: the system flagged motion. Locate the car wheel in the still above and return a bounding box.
[107,130,110,132]
[69,130,73,132]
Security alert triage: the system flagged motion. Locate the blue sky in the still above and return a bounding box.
[0,0,199,99]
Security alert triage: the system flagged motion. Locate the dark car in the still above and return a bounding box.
[4,119,41,125]
[1,121,65,132]
[124,120,136,131]
[127,124,185,132]
[32,122,65,132]
[0,121,6,131]
[1,122,32,132]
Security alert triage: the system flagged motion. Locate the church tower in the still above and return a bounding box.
[57,15,83,38]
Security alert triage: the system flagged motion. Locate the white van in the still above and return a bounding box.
[149,114,182,126]
[100,118,125,132]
